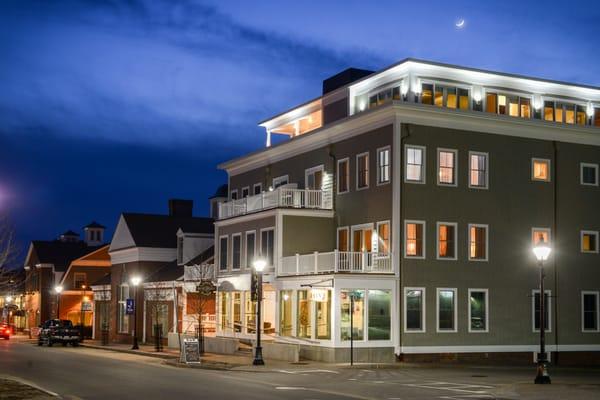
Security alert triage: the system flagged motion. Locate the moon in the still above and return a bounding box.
[455,19,465,28]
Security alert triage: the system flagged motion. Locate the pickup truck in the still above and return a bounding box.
[38,319,81,347]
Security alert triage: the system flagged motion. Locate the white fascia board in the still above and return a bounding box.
[401,344,600,354]
[110,247,176,264]
[259,98,323,131]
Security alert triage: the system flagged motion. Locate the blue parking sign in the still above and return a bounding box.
[126,298,135,315]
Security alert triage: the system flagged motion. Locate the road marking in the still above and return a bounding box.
[276,369,339,375]
[276,386,306,390]
[403,381,494,395]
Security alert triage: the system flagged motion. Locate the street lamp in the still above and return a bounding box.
[532,240,552,385]
[130,276,142,350]
[54,286,63,320]
[252,258,266,366]
[5,296,12,303]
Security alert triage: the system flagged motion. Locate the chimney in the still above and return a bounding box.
[84,221,106,246]
[322,67,374,95]
[169,199,193,217]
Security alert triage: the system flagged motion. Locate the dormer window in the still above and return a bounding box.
[544,101,588,125]
[486,92,531,118]
[368,85,401,108]
[421,83,469,110]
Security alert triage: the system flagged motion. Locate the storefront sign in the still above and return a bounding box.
[181,338,201,364]
[81,301,92,312]
[126,298,135,315]
[310,289,328,302]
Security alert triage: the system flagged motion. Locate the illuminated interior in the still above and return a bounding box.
[270,109,322,137]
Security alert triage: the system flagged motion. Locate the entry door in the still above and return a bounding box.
[305,166,324,190]
[351,225,373,271]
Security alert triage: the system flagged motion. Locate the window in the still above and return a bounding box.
[437,222,457,260]
[468,224,488,261]
[376,221,390,254]
[368,290,391,340]
[272,175,289,189]
[232,234,241,270]
[377,147,391,185]
[356,152,369,189]
[582,292,599,332]
[297,290,312,339]
[260,229,275,266]
[437,149,457,186]
[532,228,551,246]
[581,163,599,186]
[340,290,365,340]
[305,165,324,190]
[486,92,531,118]
[241,187,249,198]
[315,289,331,340]
[532,290,551,332]
[245,231,256,269]
[369,85,401,108]
[437,288,457,332]
[405,145,425,183]
[150,303,169,338]
[469,152,488,189]
[279,291,293,336]
[544,101,587,125]
[337,227,349,251]
[469,289,488,332]
[405,220,425,258]
[219,236,228,270]
[531,158,550,182]
[404,288,425,332]
[337,158,349,194]
[74,272,86,289]
[244,292,255,334]
[118,284,129,333]
[421,83,433,105]
[230,190,238,200]
[581,231,599,253]
[595,108,600,127]
[253,183,262,195]
[352,224,373,252]
[422,83,469,110]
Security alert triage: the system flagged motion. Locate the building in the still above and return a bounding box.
[214,58,600,363]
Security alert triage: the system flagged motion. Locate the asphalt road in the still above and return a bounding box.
[1,338,599,400]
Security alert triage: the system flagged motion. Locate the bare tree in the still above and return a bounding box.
[0,214,19,293]
[183,263,216,354]
[145,284,176,352]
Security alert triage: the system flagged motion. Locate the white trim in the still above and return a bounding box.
[337,157,350,194]
[437,148,458,187]
[580,230,599,254]
[231,233,242,270]
[403,287,426,333]
[244,230,256,270]
[253,183,263,195]
[376,145,391,186]
[468,223,489,262]
[272,175,289,189]
[436,288,458,333]
[531,158,551,182]
[218,235,229,271]
[355,151,370,191]
[230,189,238,200]
[468,288,489,333]
[215,208,332,227]
[404,145,426,184]
[531,227,552,246]
[581,291,600,332]
[532,289,552,333]
[336,226,349,251]
[109,247,177,264]
[467,151,489,189]
[404,220,426,259]
[580,163,599,186]
[436,221,458,261]
[400,344,600,354]
[304,164,325,190]
[241,186,250,198]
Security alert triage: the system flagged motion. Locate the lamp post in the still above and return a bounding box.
[532,240,552,385]
[80,285,86,342]
[130,276,142,350]
[252,259,266,366]
[54,286,63,320]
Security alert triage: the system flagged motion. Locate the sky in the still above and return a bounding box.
[1,0,599,262]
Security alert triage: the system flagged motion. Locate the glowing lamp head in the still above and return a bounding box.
[130,276,142,286]
[5,296,12,303]
[253,258,267,272]
[358,101,366,112]
[54,286,63,294]
[533,241,552,262]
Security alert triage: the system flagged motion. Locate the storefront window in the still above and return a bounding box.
[297,290,312,338]
[340,290,365,341]
[368,290,391,340]
[150,303,169,337]
[245,291,256,334]
[220,292,230,333]
[233,292,242,333]
[314,290,331,340]
[279,291,293,336]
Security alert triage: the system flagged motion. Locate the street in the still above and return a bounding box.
[1,338,599,400]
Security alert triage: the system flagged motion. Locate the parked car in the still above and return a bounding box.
[0,324,10,340]
[38,319,81,347]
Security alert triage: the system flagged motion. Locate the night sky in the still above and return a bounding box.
[1,0,599,261]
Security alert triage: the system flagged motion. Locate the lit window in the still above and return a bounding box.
[438,149,457,186]
[437,288,457,332]
[305,166,323,190]
[532,290,551,332]
[581,231,599,253]
[544,101,555,121]
[405,145,425,183]
[405,288,425,332]
[377,221,390,254]
[469,224,488,261]
[368,290,391,340]
[520,98,531,118]
[437,222,456,260]
[576,106,587,125]
[377,147,391,185]
[582,292,599,332]
[532,228,551,246]
[421,83,433,105]
[485,93,497,113]
[369,86,401,108]
[595,108,600,127]
[469,152,488,189]
[424,83,469,110]
[340,290,364,340]
[469,290,488,332]
[405,221,425,258]
[532,158,550,182]
[581,163,599,186]
[338,158,349,193]
[356,153,369,189]
[337,227,349,251]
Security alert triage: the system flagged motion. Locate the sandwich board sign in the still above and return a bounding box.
[181,338,201,364]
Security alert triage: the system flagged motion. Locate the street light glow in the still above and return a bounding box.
[533,241,552,261]
[54,285,63,294]
[253,258,266,272]
[130,276,142,286]
[5,296,12,303]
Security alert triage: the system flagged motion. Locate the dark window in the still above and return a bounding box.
[261,230,274,266]
[357,153,369,189]
[338,159,349,193]
[583,293,598,331]
[241,188,249,198]
[232,235,241,269]
[245,232,255,268]
[219,237,228,270]
[470,291,487,331]
[406,289,423,331]
[230,191,238,200]
[253,184,262,195]
[582,165,598,185]
[534,291,550,331]
[438,290,455,331]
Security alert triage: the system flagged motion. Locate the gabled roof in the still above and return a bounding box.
[185,245,214,266]
[26,241,104,272]
[84,221,106,229]
[90,273,111,287]
[61,230,80,237]
[209,184,228,199]
[59,245,111,286]
[145,259,182,283]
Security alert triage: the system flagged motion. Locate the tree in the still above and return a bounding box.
[183,263,215,354]
[0,214,19,294]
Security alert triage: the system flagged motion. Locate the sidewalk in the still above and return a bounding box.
[80,340,180,360]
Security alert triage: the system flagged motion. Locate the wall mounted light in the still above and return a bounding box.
[587,102,594,118]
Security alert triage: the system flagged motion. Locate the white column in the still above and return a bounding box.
[266,129,272,147]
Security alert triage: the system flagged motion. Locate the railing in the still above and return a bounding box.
[218,187,332,219]
[279,250,393,276]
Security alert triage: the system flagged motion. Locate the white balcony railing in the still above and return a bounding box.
[218,187,332,219]
[279,250,393,276]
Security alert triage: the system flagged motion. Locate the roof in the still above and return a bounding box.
[122,213,214,248]
[91,273,111,286]
[209,184,228,199]
[185,245,214,266]
[61,230,80,237]
[84,221,106,229]
[145,260,182,283]
[28,241,104,272]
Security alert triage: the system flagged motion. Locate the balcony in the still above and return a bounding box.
[279,251,393,276]
[218,187,332,220]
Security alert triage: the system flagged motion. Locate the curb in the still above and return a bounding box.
[0,375,60,397]
[79,343,178,360]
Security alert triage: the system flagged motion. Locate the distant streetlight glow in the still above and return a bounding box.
[253,259,266,272]
[533,241,551,261]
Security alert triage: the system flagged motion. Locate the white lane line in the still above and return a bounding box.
[276,369,340,375]
[276,386,306,390]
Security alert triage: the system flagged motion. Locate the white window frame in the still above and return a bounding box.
[356,152,370,191]
[230,189,238,200]
[241,186,250,198]
[531,227,551,246]
[468,288,489,333]
[580,163,599,186]
[404,145,426,184]
[436,222,458,261]
[468,223,489,262]
[580,230,599,254]
[375,220,391,255]
[532,289,552,333]
[337,226,349,251]
[244,230,256,270]
[404,220,426,259]
[304,164,324,190]
[219,235,229,271]
[437,148,458,187]
[436,288,458,333]
[231,233,242,270]
[259,227,275,267]
[253,183,262,195]
[350,223,375,252]
[581,291,600,332]
[376,146,391,186]
[337,158,350,194]
[404,287,426,333]
[272,175,289,189]
[531,158,551,182]
[468,151,489,189]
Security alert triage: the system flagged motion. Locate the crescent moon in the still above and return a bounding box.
[456,19,465,28]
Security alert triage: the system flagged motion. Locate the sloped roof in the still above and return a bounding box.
[28,241,104,272]
[61,230,80,237]
[91,273,111,286]
[84,221,106,229]
[185,245,214,266]
[209,184,228,199]
[145,259,182,283]
[120,213,214,249]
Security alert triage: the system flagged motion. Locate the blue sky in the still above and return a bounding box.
[1,0,599,260]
